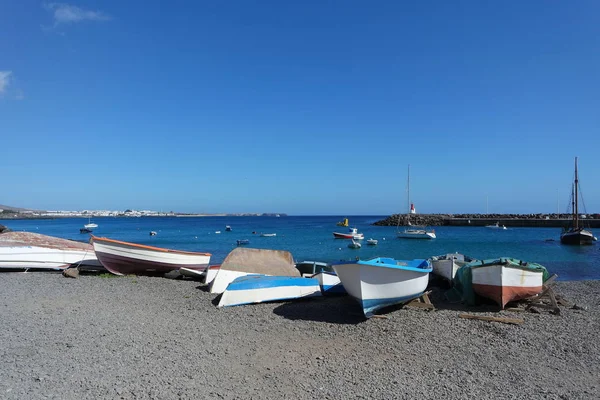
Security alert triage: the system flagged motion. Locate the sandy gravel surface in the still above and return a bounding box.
[1,273,598,399]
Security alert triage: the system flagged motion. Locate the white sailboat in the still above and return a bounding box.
[397,165,436,240]
[84,216,98,230]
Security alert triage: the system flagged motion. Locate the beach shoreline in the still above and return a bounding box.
[0,273,598,399]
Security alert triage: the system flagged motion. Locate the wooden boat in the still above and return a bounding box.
[333,257,432,317]
[366,238,378,245]
[348,239,361,249]
[236,239,250,246]
[397,165,436,240]
[430,253,476,282]
[0,232,102,271]
[561,157,596,245]
[179,267,206,280]
[91,236,211,276]
[310,271,346,295]
[209,248,299,294]
[217,275,321,307]
[462,258,548,308]
[333,227,364,240]
[260,233,276,237]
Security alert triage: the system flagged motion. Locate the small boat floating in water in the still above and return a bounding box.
[260,233,276,237]
[348,239,361,249]
[485,222,507,230]
[225,225,232,232]
[236,239,250,246]
[333,227,364,240]
[333,257,432,318]
[366,238,378,245]
[218,275,322,307]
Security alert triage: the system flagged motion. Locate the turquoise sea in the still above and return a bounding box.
[5,216,600,281]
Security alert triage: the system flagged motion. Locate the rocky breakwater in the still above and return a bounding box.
[373,214,451,226]
[373,213,600,228]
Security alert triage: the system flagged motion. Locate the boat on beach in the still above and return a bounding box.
[310,271,346,295]
[560,157,596,245]
[430,253,476,282]
[454,257,549,308]
[204,264,221,284]
[91,236,211,276]
[217,275,322,307]
[0,231,102,271]
[209,248,300,294]
[333,257,432,317]
[295,260,333,276]
[333,227,364,240]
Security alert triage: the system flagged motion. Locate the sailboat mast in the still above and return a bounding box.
[574,157,579,229]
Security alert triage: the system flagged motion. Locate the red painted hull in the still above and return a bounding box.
[333,233,353,239]
[472,283,543,308]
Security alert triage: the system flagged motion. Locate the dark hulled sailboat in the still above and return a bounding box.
[560,157,596,245]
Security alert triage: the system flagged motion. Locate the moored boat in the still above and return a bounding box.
[366,238,378,245]
[236,239,250,246]
[348,239,361,249]
[336,218,349,227]
[333,227,364,240]
[91,236,211,276]
[396,165,436,240]
[260,233,276,237]
[485,222,507,230]
[332,257,432,317]
[561,157,595,245]
[217,275,322,307]
[454,258,549,308]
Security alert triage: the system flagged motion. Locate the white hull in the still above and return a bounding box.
[333,260,430,317]
[312,272,346,294]
[179,267,206,280]
[0,245,101,270]
[397,230,436,239]
[204,265,220,284]
[210,270,256,294]
[431,259,460,281]
[218,277,321,307]
[84,223,98,229]
[471,263,544,308]
[91,237,210,276]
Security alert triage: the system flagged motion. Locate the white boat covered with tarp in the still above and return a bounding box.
[218,275,322,307]
[0,231,102,271]
[333,257,432,317]
[209,247,300,294]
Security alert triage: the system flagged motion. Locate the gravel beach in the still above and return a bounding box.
[1,273,598,399]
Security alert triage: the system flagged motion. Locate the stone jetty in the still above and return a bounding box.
[373,213,600,228]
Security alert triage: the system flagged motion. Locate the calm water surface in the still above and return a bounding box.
[5,216,599,281]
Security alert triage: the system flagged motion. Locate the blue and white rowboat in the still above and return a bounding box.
[332,257,432,317]
[218,275,322,307]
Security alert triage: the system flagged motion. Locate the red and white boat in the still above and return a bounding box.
[332,227,364,240]
[469,258,547,308]
[91,236,211,276]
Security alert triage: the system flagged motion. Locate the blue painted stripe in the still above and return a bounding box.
[227,275,320,291]
[361,293,424,317]
[321,284,347,295]
[356,257,432,273]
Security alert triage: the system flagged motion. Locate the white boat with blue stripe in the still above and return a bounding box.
[218,275,322,307]
[332,257,432,318]
[311,271,346,295]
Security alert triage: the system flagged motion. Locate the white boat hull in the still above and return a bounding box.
[312,272,346,294]
[333,259,430,317]
[431,259,460,281]
[218,275,321,307]
[471,264,544,308]
[0,245,101,270]
[210,270,256,294]
[204,265,220,284]
[397,230,436,239]
[91,237,210,276]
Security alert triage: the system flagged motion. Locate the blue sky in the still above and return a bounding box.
[1,1,599,215]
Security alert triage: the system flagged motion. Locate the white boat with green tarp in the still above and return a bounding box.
[452,257,550,309]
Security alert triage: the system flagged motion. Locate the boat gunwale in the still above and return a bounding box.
[91,236,211,256]
[335,257,432,273]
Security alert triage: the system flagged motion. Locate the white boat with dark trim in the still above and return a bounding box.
[311,271,346,295]
[333,257,432,317]
[348,239,361,249]
[91,236,211,276]
[260,233,276,237]
[218,275,321,307]
[366,238,378,245]
[396,165,436,240]
[485,222,507,230]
